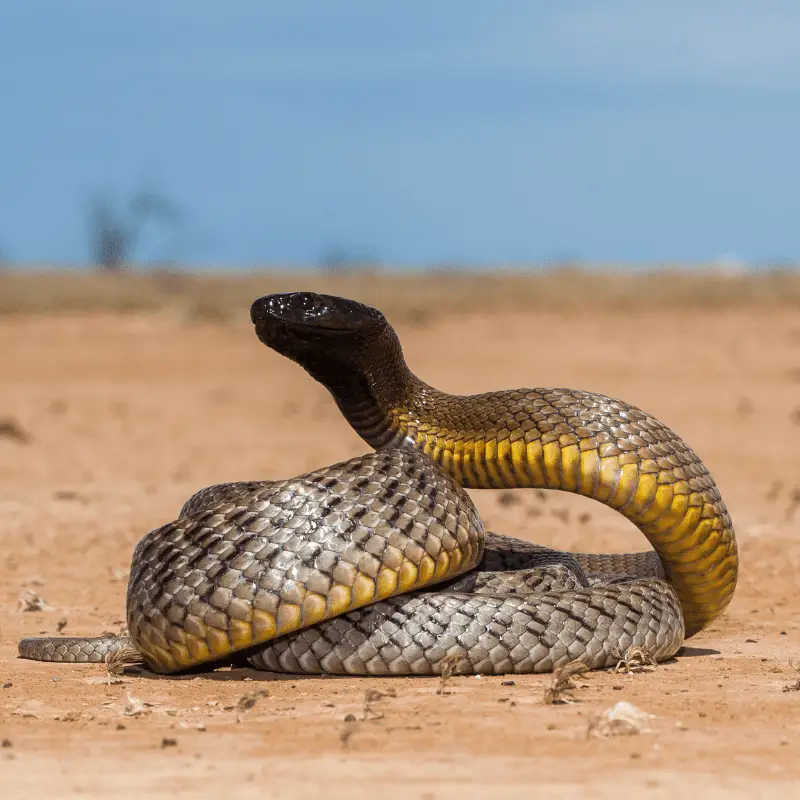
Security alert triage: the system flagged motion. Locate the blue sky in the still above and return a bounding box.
[2,1,799,267]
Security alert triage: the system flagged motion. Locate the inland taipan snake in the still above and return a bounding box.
[19,292,738,675]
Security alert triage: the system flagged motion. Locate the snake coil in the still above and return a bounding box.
[18,293,737,675]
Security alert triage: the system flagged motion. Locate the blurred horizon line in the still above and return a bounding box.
[2,258,798,275]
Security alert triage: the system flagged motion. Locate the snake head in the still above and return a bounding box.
[250,292,388,365]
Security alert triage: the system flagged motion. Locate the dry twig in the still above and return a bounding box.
[543,661,590,705]
[437,652,466,695]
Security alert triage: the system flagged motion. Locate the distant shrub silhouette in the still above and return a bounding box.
[86,186,183,270]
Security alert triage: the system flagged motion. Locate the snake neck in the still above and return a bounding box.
[296,328,432,449]
[281,318,738,639]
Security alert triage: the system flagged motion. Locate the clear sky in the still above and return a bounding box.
[2,1,799,267]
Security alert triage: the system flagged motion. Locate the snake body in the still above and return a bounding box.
[18,292,738,675]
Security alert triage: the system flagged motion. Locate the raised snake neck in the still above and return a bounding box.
[251,292,737,638]
[17,292,737,673]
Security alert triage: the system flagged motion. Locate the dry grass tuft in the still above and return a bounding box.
[613,645,658,674]
[105,646,146,676]
[543,661,590,704]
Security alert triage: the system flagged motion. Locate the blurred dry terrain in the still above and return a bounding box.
[1,269,800,799]
[2,265,800,319]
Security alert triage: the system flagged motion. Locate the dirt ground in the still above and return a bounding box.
[1,288,799,798]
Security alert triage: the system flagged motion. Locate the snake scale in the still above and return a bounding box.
[18,292,738,675]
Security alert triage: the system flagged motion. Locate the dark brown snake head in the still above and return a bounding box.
[251,292,384,337]
[250,293,402,392]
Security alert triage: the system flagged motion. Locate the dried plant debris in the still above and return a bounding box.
[497,491,521,507]
[0,418,31,443]
[766,481,783,501]
[543,661,590,705]
[123,693,154,717]
[106,646,146,676]
[85,676,125,686]
[613,646,658,674]
[236,689,270,721]
[786,488,800,521]
[437,652,467,695]
[55,617,68,633]
[587,702,654,738]
[17,589,53,612]
[177,721,206,731]
[339,713,359,748]
[782,661,800,693]
[362,688,397,721]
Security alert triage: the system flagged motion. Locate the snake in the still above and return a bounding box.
[18,292,738,675]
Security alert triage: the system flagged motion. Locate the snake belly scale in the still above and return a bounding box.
[18,292,738,675]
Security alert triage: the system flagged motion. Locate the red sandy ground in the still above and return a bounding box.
[1,304,799,798]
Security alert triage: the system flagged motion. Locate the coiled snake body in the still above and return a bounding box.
[19,293,738,675]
